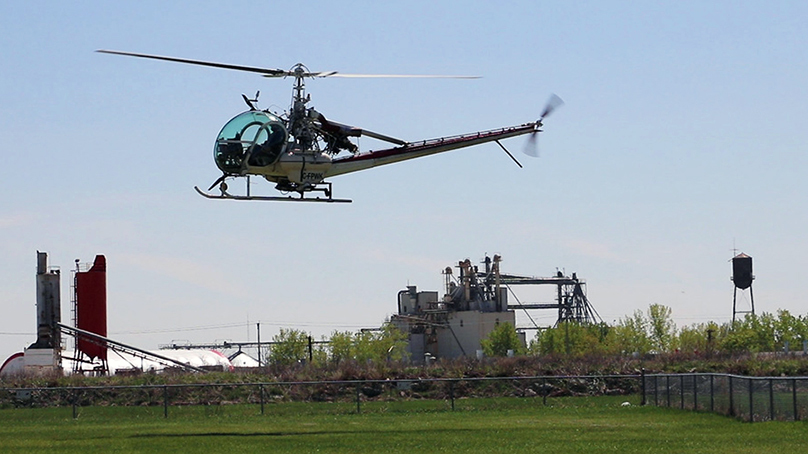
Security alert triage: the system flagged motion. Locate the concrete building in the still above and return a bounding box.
[392,255,520,363]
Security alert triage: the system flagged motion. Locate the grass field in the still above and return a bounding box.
[1,396,806,453]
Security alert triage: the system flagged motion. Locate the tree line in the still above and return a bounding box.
[531,304,808,357]
[267,324,410,366]
[265,305,808,365]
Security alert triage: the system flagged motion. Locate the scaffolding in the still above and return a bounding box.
[474,256,601,327]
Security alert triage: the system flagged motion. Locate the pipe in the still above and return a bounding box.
[397,289,409,314]
[493,255,502,312]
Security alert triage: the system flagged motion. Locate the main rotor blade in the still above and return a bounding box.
[98,50,481,80]
[323,73,481,79]
[97,50,288,77]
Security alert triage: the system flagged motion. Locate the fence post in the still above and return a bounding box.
[666,375,671,407]
[641,369,646,406]
[163,385,169,418]
[729,376,734,417]
[654,375,658,406]
[356,382,361,414]
[450,381,455,411]
[680,375,685,409]
[260,384,265,415]
[769,379,774,421]
[72,390,78,420]
[793,379,799,421]
[709,374,714,413]
[748,378,754,423]
[693,374,698,411]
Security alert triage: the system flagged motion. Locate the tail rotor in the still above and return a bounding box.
[524,94,563,158]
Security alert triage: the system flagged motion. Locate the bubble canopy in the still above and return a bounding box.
[214,111,288,173]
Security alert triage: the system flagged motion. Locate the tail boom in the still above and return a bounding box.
[327,122,538,177]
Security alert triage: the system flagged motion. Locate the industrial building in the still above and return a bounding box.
[391,255,600,363]
[1,251,602,375]
[0,252,233,377]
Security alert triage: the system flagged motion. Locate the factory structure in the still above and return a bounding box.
[2,251,606,375]
[0,249,767,375]
[1,251,603,375]
[0,252,232,377]
[391,255,600,363]
[15,252,63,374]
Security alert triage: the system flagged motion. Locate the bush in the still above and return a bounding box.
[268,328,310,366]
[481,322,524,357]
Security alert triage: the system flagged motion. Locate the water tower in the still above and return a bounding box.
[731,252,755,323]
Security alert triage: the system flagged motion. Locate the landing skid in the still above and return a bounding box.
[194,186,352,203]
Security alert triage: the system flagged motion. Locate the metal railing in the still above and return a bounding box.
[642,372,808,422]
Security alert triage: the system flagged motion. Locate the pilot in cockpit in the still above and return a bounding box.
[248,124,285,166]
[215,131,244,170]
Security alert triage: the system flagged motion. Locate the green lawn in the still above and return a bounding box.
[1,396,806,453]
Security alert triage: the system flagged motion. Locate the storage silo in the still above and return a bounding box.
[74,255,108,372]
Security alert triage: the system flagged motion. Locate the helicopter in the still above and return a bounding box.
[98,50,563,203]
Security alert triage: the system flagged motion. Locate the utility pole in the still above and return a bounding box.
[257,322,261,368]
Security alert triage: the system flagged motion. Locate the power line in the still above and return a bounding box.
[110,320,378,336]
[111,322,250,335]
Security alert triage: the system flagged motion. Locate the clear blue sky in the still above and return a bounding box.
[2,1,807,363]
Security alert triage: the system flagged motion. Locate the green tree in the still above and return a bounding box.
[328,330,355,364]
[720,322,757,353]
[676,321,719,354]
[605,310,652,355]
[720,313,776,353]
[354,330,383,363]
[355,323,409,363]
[481,322,524,357]
[721,311,808,353]
[774,310,808,351]
[647,304,676,352]
[750,312,777,352]
[535,322,607,356]
[268,328,309,366]
[325,324,409,364]
[311,336,329,366]
[534,326,559,355]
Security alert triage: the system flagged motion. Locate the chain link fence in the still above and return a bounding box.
[642,372,808,422]
[6,372,807,422]
[1,374,639,418]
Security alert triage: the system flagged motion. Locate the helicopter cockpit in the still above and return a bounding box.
[214,111,288,173]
